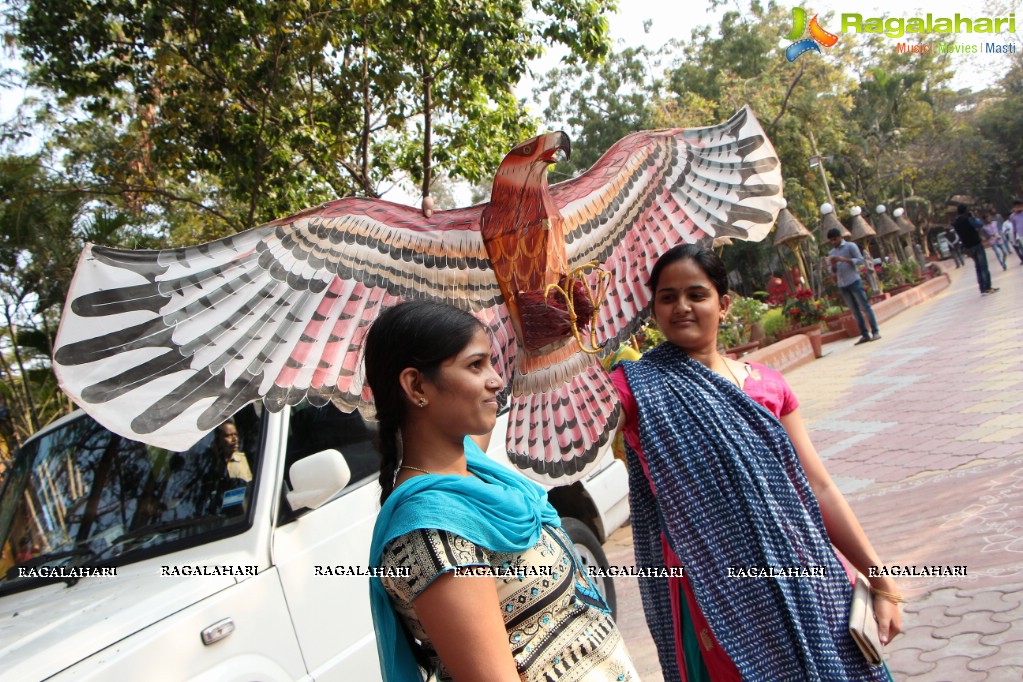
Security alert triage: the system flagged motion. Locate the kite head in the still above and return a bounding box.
[485,131,571,225]
[491,131,571,191]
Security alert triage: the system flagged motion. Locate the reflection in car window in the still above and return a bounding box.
[0,405,264,589]
[281,403,380,520]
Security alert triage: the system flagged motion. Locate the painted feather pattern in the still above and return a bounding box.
[53,106,782,484]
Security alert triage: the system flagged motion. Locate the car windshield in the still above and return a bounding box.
[0,405,264,590]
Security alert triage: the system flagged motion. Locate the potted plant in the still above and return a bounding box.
[822,303,849,332]
[760,307,789,344]
[901,259,922,284]
[781,289,826,357]
[720,295,768,356]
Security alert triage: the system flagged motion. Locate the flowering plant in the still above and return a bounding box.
[719,295,769,348]
[781,288,826,328]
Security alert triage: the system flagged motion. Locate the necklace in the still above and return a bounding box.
[721,359,745,389]
[398,464,434,475]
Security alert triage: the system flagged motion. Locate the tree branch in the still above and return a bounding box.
[767,63,805,135]
[71,185,245,232]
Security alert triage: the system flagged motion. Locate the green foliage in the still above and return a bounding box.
[880,261,906,288]
[13,0,617,240]
[720,294,768,347]
[781,288,826,328]
[539,45,661,179]
[760,307,788,338]
[637,321,664,352]
[0,154,93,448]
[901,259,922,283]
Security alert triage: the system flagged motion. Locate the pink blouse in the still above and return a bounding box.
[611,361,798,462]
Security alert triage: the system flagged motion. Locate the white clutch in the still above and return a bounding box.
[848,573,884,665]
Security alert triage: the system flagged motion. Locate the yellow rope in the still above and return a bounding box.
[543,262,612,355]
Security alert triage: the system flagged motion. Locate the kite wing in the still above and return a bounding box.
[53,199,516,451]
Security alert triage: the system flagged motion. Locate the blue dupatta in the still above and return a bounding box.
[622,343,888,681]
[368,437,561,682]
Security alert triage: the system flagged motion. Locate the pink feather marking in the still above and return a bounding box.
[273,278,347,388]
[309,278,355,390]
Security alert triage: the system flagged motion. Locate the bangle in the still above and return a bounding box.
[871,587,906,604]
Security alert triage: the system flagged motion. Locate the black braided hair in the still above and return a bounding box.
[364,300,485,505]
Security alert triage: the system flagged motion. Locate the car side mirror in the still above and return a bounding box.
[286,449,352,511]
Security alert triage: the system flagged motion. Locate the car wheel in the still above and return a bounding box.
[561,517,617,618]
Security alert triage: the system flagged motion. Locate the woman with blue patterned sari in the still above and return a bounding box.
[610,245,902,681]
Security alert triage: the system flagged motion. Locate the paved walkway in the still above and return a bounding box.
[605,257,1023,680]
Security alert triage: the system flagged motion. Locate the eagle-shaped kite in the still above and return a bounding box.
[52,107,783,484]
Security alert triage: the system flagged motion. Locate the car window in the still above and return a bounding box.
[279,403,380,522]
[0,406,264,590]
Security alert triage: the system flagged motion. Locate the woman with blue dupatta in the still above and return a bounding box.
[610,245,903,681]
[365,300,638,681]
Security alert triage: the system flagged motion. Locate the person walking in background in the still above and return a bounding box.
[827,227,880,345]
[953,204,998,295]
[1007,199,1023,264]
[982,211,1008,270]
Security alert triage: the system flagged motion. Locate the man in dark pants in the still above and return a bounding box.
[952,204,998,295]
[827,228,880,345]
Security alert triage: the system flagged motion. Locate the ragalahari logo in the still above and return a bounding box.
[785,7,839,61]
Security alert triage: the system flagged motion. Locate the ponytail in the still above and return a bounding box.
[376,418,401,505]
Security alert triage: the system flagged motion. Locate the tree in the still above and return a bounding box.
[0,154,125,450]
[9,0,616,242]
[974,53,1023,211]
[538,45,662,180]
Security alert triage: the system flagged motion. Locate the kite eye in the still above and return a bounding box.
[517,144,534,156]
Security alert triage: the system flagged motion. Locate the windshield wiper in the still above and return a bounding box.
[107,514,225,550]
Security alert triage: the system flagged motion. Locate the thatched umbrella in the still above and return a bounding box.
[893,207,916,235]
[874,205,906,261]
[820,202,851,239]
[847,206,877,242]
[773,205,813,282]
[894,207,925,265]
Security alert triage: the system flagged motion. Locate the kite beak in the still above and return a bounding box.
[541,131,571,164]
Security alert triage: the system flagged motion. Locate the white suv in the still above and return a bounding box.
[0,402,628,681]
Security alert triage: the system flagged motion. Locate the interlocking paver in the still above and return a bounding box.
[915,654,987,681]
[967,646,1023,672]
[946,590,1021,615]
[980,623,1023,647]
[903,604,962,629]
[932,632,1005,662]
[938,607,1016,639]
[884,647,936,678]
[887,623,952,653]
[990,602,1023,625]
[996,587,1023,608]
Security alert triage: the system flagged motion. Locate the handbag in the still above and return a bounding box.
[848,573,884,665]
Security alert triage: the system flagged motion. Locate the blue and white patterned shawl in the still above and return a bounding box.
[622,343,888,681]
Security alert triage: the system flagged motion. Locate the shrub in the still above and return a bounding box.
[761,307,788,338]
[781,289,826,328]
[720,295,769,348]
